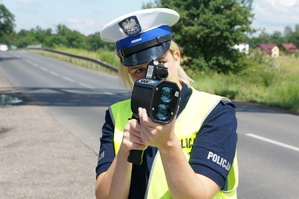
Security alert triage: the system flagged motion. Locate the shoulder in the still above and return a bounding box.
[213,99,236,114]
[202,98,237,133]
[109,99,132,127]
[102,99,131,130]
[110,99,131,109]
[109,99,131,117]
[189,88,237,127]
[189,88,235,115]
[190,87,236,111]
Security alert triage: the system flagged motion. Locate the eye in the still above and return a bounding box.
[134,67,145,74]
[130,66,146,75]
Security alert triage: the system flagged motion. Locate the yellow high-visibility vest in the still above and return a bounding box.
[110,87,238,199]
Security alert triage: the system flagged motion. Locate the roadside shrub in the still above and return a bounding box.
[98,49,119,68]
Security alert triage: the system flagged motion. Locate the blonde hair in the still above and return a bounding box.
[118,40,193,89]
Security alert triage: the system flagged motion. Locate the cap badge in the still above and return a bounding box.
[118,16,141,37]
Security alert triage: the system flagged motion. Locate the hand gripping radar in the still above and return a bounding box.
[128,60,181,165]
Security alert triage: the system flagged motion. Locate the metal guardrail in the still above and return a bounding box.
[24,48,118,73]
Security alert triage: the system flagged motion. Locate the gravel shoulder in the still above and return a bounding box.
[0,74,98,199]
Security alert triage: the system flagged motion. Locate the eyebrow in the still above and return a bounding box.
[128,65,144,72]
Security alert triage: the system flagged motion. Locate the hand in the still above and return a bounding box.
[138,107,177,149]
[121,118,147,153]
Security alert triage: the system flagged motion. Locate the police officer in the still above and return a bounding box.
[95,8,238,199]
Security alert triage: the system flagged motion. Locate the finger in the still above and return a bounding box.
[128,118,141,132]
[124,121,145,143]
[126,119,141,136]
[138,107,146,122]
[129,131,143,143]
[123,129,145,146]
[138,108,154,127]
[122,133,146,151]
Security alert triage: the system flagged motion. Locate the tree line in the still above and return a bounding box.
[0,4,114,51]
[13,24,115,52]
[0,1,298,74]
[245,25,299,49]
[7,21,299,54]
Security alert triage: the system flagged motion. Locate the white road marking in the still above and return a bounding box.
[104,91,113,95]
[79,83,94,89]
[246,133,299,152]
[62,76,74,82]
[22,59,96,90]
[50,71,59,76]
[41,67,48,72]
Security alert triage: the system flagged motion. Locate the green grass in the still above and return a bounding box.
[29,47,299,113]
[53,46,119,68]
[263,56,299,111]
[29,47,119,75]
[191,55,299,112]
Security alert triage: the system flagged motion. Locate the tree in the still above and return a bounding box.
[86,32,114,51]
[145,0,255,73]
[284,26,293,37]
[56,24,70,36]
[258,30,271,43]
[66,30,86,48]
[288,31,299,48]
[43,35,68,48]
[245,24,299,51]
[32,26,50,44]
[55,24,86,48]
[270,31,285,45]
[0,4,15,45]
[14,29,38,48]
[283,24,299,47]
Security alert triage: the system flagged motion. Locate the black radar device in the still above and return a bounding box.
[128,60,181,165]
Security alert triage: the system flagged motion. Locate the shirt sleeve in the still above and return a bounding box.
[189,100,238,188]
[95,109,115,178]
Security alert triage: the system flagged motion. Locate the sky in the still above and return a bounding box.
[1,0,299,36]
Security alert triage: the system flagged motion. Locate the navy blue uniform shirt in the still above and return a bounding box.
[96,84,238,198]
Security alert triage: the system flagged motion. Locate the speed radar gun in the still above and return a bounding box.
[128,60,181,165]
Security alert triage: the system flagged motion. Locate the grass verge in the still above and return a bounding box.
[30,47,299,112]
[191,55,299,112]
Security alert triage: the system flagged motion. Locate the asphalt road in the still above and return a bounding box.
[0,51,130,152]
[1,51,299,198]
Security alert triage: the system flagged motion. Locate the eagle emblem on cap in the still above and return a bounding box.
[118,16,141,37]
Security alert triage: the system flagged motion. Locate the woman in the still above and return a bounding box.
[95,8,238,199]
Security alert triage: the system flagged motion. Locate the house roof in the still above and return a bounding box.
[281,43,298,53]
[258,43,277,54]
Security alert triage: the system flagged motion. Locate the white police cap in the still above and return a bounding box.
[100,8,180,66]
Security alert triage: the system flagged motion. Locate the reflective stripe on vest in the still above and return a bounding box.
[110,99,132,154]
[110,88,238,199]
